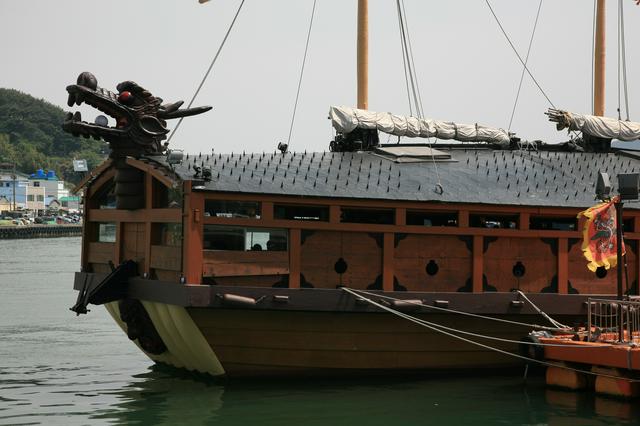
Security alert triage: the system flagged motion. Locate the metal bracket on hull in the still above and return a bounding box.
[70,260,138,315]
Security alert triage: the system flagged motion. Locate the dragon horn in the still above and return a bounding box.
[158,105,212,120]
[160,100,185,113]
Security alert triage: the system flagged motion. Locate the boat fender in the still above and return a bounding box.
[390,299,423,312]
[218,293,265,308]
[518,334,545,361]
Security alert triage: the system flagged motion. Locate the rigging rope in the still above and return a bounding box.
[617,0,622,120]
[167,0,246,144]
[341,287,640,383]
[485,0,555,109]
[400,0,425,119]
[395,0,443,194]
[396,0,422,118]
[618,0,629,121]
[508,0,543,133]
[286,0,317,150]
[396,2,413,117]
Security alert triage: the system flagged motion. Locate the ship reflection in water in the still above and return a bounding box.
[1,238,639,425]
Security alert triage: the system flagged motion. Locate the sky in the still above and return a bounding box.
[2,0,640,155]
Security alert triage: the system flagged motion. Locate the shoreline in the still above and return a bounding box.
[0,224,82,239]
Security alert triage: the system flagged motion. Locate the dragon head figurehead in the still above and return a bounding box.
[62,72,211,158]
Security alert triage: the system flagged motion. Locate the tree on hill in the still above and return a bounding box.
[0,88,107,184]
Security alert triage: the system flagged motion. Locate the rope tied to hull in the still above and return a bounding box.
[343,287,571,332]
[340,287,640,383]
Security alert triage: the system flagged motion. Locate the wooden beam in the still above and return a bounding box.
[329,205,341,223]
[89,209,181,223]
[114,221,122,265]
[473,235,483,293]
[357,0,368,110]
[520,212,530,231]
[144,221,152,275]
[145,173,153,210]
[183,182,204,284]
[594,0,606,116]
[458,210,469,228]
[80,190,90,270]
[395,208,406,226]
[262,201,274,221]
[383,232,394,291]
[289,229,301,289]
[558,238,568,294]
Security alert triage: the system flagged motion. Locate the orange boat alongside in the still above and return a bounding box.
[530,298,640,398]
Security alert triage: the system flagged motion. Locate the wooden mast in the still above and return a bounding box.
[357,0,368,110]
[594,0,606,116]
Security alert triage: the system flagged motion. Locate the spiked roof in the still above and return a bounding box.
[169,146,640,209]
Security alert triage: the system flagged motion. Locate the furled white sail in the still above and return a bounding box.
[547,109,640,141]
[329,106,511,144]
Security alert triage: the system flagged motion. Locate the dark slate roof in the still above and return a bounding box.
[168,147,640,209]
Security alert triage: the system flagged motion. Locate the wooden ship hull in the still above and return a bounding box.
[70,147,640,378]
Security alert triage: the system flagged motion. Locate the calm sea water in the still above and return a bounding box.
[1,237,638,425]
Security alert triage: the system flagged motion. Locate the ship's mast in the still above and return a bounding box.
[594,0,606,116]
[357,0,368,109]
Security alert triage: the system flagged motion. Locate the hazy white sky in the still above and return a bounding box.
[2,1,639,154]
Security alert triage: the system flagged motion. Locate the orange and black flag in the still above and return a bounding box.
[577,196,625,272]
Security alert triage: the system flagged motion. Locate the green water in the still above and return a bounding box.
[1,238,638,425]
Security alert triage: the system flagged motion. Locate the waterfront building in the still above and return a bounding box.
[59,196,81,213]
[0,196,11,214]
[29,169,70,211]
[0,170,45,213]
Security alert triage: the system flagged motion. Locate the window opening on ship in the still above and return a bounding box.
[95,180,116,209]
[530,216,577,231]
[153,179,182,209]
[203,225,287,251]
[470,214,518,229]
[623,218,635,233]
[595,266,607,279]
[96,222,116,243]
[512,261,526,278]
[153,223,182,246]
[341,208,394,224]
[426,260,439,276]
[274,204,329,221]
[407,210,457,227]
[204,200,261,219]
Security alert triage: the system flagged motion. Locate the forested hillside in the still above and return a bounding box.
[0,88,107,184]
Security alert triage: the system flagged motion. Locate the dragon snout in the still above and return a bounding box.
[67,72,98,107]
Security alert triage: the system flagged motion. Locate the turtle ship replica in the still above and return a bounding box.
[68,3,640,378]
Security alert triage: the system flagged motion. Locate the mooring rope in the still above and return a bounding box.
[345,287,570,332]
[514,290,569,329]
[341,287,640,383]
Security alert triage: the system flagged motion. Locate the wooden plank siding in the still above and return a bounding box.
[202,250,289,277]
[87,242,115,264]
